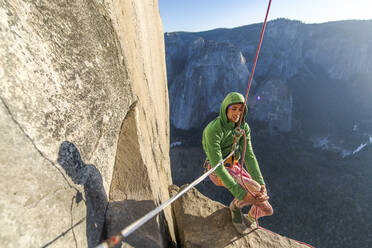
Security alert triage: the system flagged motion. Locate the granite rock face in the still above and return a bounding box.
[0,0,174,247]
[170,185,310,248]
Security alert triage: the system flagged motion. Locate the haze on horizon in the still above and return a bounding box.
[159,0,372,32]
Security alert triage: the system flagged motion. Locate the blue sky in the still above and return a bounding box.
[159,0,372,32]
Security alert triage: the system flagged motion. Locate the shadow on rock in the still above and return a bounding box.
[105,199,164,248]
[58,141,108,248]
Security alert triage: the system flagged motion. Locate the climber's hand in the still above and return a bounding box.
[242,192,268,206]
[260,184,267,195]
[256,194,269,202]
[255,185,269,202]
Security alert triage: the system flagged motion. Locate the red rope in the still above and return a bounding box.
[231,1,315,247]
[236,0,272,198]
[237,0,272,129]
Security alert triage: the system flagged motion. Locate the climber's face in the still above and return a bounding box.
[227,103,244,123]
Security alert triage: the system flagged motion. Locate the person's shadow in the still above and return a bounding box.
[58,141,108,248]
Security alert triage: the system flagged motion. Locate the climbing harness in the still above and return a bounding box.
[96,0,314,247]
[204,155,240,187]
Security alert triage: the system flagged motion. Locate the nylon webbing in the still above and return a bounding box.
[95,151,235,248]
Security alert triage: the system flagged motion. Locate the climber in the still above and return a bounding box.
[202,92,273,233]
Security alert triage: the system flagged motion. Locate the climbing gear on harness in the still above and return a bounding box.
[233,127,245,139]
[230,126,246,160]
[204,156,240,187]
[230,127,244,154]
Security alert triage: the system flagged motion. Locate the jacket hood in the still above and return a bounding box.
[219,92,248,128]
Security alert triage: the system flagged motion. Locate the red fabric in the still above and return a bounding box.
[207,162,224,186]
[207,159,273,219]
[227,162,273,219]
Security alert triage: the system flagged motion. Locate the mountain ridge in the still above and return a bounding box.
[166,18,372,153]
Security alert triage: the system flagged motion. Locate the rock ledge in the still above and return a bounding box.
[170,185,310,248]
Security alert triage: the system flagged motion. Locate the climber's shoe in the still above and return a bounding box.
[243,213,257,228]
[229,201,247,234]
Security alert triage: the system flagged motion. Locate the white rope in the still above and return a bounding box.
[95,151,235,248]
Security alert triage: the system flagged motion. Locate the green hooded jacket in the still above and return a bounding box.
[202,92,265,200]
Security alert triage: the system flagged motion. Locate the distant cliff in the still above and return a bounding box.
[165,19,372,145]
[167,19,372,248]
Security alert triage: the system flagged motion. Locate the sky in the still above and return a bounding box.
[158,0,372,32]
